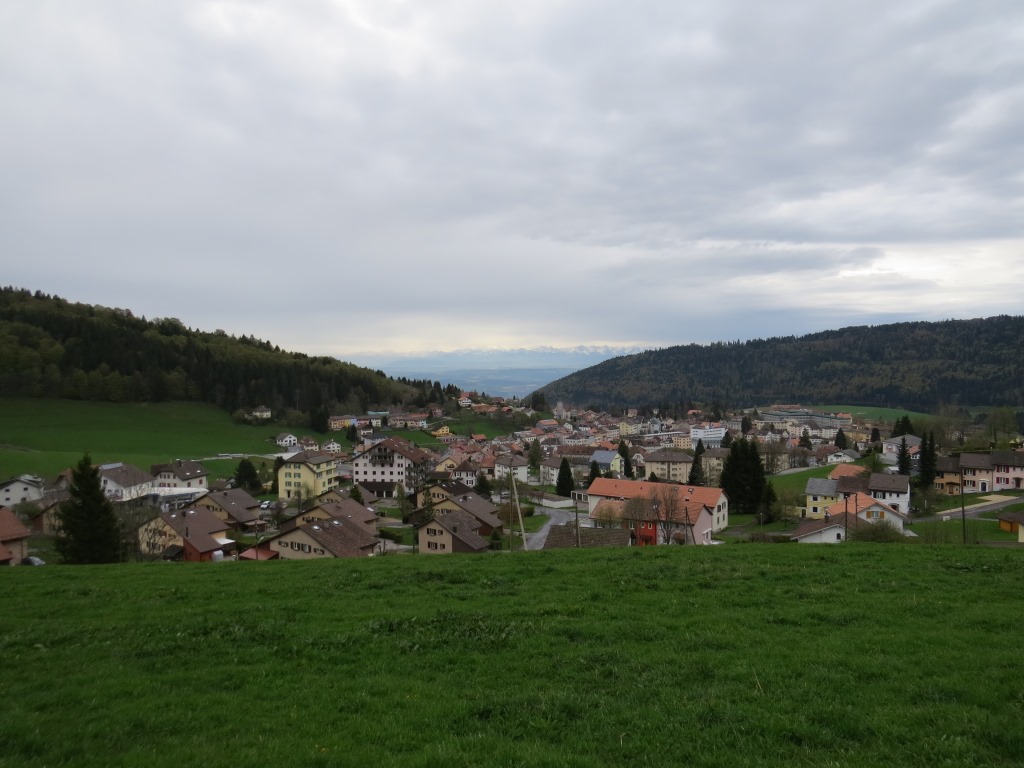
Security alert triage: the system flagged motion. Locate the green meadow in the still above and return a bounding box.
[0,399,284,479]
[2,545,1023,767]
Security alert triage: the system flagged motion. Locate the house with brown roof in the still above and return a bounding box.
[137,507,234,561]
[432,491,503,537]
[351,437,434,497]
[277,451,339,502]
[643,449,694,484]
[542,523,631,549]
[0,506,31,565]
[417,510,491,554]
[97,462,154,501]
[267,516,378,560]
[280,499,377,537]
[150,460,209,490]
[195,488,264,533]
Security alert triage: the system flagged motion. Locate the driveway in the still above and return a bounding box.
[525,505,583,550]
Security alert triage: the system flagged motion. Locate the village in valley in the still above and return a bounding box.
[3,393,1023,566]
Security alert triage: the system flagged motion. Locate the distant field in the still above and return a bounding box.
[807,405,933,422]
[0,398,285,479]
[2,545,1022,767]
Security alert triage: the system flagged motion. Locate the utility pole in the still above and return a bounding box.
[959,466,967,544]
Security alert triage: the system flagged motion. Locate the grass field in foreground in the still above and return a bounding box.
[2,545,1023,767]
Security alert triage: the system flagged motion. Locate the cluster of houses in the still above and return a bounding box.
[4,399,1023,564]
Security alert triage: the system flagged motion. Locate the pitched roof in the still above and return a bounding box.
[444,492,503,530]
[200,488,260,524]
[587,478,725,509]
[285,451,336,467]
[150,460,208,481]
[805,477,838,496]
[98,462,153,489]
[543,524,631,549]
[644,449,694,464]
[825,492,904,519]
[301,517,378,557]
[868,473,910,493]
[0,506,30,543]
[159,507,232,554]
[312,499,377,527]
[791,511,859,540]
[428,510,490,551]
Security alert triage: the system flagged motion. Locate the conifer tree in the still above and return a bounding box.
[688,439,706,486]
[897,437,912,476]
[588,461,601,487]
[834,428,848,450]
[56,454,121,564]
[555,458,575,497]
[719,439,767,516]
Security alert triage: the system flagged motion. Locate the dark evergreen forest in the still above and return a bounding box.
[0,287,447,417]
[536,316,1024,412]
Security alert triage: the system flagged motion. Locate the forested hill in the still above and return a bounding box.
[535,316,1024,412]
[0,288,423,417]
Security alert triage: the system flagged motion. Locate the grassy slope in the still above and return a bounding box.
[3,545,1023,768]
[0,399,287,479]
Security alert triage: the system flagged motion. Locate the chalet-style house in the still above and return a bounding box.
[266,516,378,560]
[194,488,264,533]
[97,462,154,501]
[0,506,31,565]
[137,507,234,562]
[279,499,377,537]
[276,451,339,502]
[416,510,491,554]
[151,460,209,490]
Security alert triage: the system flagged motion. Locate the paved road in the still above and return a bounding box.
[525,506,580,550]
[913,494,1020,524]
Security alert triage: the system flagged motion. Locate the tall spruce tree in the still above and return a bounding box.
[917,431,937,491]
[688,439,706,486]
[834,428,848,450]
[719,439,767,517]
[555,458,575,497]
[588,461,601,487]
[897,437,912,476]
[56,454,121,564]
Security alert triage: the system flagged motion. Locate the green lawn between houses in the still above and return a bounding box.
[3,545,1023,768]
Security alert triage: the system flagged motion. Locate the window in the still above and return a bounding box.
[428,541,438,550]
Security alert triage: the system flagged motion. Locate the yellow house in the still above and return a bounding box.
[432,425,451,438]
[277,451,338,502]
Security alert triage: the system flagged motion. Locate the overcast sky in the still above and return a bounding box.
[2,1,1022,362]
